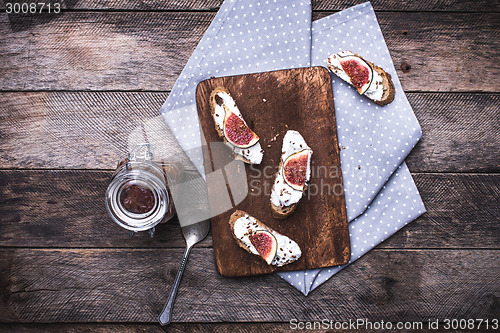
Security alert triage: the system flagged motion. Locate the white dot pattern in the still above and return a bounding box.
[277,2,425,295]
[310,2,422,221]
[278,162,425,294]
[159,0,312,177]
[158,0,426,296]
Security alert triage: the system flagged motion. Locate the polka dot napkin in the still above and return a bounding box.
[277,2,425,295]
[158,1,426,295]
[159,0,312,174]
[310,3,423,221]
[277,162,425,295]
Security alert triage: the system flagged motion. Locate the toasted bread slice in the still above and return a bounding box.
[229,210,274,255]
[209,87,263,164]
[271,201,298,219]
[209,87,228,139]
[229,210,302,267]
[372,65,395,106]
[326,51,395,106]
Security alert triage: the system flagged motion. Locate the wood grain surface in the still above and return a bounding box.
[0,248,498,322]
[0,323,476,333]
[0,0,498,329]
[1,12,499,91]
[0,91,195,171]
[0,171,498,249]
[196,67,350,276]
[1,92,498,172]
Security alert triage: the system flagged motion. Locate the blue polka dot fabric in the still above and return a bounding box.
[278,2,426,295]
[159,0,312,175]
[159,0,426,296]
[277,162,425,295]
[310,3,423,221]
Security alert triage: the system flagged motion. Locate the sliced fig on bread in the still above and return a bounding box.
[326,51,395,106]
[270,130,312,219]
[229,210,302,267]
[209,87,263,164]
[249,230,277,265]
[223,107,259,148]
[337,53,373,94]
[283,149,310,191]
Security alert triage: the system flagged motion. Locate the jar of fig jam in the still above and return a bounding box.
[105,144,176,234]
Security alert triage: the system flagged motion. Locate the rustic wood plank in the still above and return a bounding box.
[0,170,211,248]
[405,93,500,173]
[313,0,500,12]
[1,0,497,12]
[1,92,498,172]
[1,12,498,92]
[0,11,212,91]
[0,92,197,171]
[0,323,284,333]
[0,323,469,333]
[0,323,170,333]
[0,171,498,249]
[382,173,500,249]
[0,248,498,322]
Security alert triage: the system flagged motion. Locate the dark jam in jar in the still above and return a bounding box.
[120,184,155,214]
[106,145,178,233]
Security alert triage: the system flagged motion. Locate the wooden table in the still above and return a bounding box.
[1,1,498,331]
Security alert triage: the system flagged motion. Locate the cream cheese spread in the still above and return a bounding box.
[326,51,384,102]
[233,213,302,267]
[270,130,312,208]
[213,91,263,164]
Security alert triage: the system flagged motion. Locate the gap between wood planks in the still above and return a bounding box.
[1,12,498,92]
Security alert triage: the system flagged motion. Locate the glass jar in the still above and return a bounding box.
[105,144,176,234]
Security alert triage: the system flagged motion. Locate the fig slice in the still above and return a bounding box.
[249,230,278,265]
[338,54,374,95]
[283,149,310,191]
[223,106,259,148]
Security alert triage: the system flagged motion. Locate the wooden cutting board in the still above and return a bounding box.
[195,66,350,277]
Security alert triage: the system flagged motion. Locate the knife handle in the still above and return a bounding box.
[159,245,192,326]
